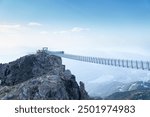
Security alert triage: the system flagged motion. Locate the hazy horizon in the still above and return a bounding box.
[0,0,150,63]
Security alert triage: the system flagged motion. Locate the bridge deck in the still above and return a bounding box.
[42,50,150,71]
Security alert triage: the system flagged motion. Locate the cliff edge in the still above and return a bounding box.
[0,52,89,100]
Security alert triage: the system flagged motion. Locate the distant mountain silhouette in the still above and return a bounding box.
[105,89,150,100]
[95,81,150,100]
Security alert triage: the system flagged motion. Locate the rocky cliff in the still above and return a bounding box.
[0,52,89,100]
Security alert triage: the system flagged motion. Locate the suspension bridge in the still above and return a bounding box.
[37,47,150,71]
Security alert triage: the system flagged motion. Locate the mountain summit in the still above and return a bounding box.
[0,51,89,100]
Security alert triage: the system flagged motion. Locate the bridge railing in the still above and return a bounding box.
[46,50,150,71]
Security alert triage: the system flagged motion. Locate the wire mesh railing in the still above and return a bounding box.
[45,51,150,71]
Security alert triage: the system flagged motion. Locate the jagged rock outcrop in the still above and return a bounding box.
[79,81,89,99]
[0,52,89,100]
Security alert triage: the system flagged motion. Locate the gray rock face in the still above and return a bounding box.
[0,52,89,100]
[0,53,63,86]
[79,81,89,99]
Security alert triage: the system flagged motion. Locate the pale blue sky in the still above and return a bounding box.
[0,0,150,63]
[0,0,150,24]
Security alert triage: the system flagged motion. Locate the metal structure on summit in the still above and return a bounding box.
[37,48,150,71]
